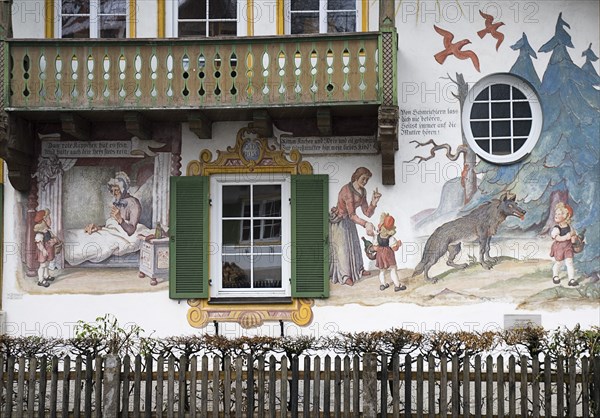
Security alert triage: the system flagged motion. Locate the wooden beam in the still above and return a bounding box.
[124,112,153,141]
[60,113,90,140]
[252,110,273,138]
[317,107,332,136]
[188,112,212,139]
[378,106,399,185]
[0,115,35,191]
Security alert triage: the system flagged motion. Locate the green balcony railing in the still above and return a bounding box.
[7,33,381,111]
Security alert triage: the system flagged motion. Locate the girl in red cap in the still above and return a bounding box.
[34,208,61,287]
[372,213,406,292]
[550,202,578,286]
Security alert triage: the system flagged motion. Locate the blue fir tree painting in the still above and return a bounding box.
[509,32,541,90]
[476,13,600,281]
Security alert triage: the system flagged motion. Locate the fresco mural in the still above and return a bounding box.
[321,12,600,312]
[18,133,179,294]
[12,9,597,317]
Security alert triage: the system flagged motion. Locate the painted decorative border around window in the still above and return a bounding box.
[462,73,543,165]
[184,126,315,329]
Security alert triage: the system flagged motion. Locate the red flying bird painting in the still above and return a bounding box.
[477,10,505,51]
[433,25,480,72]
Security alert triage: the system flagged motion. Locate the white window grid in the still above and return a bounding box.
[176,0,238,37]
[59,0,129,38]
[462,73,543,164]
[210,174,291,298]
[288,0,359,34]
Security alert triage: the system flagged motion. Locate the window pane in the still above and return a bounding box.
[512,87,527,100]
[475,139,490,153]
[492,121,511,137]
[513,120,532,136]
[471,121,489,138]
[254,219,282,242]
[513,138,527,152]
[208,21,237,36]
[62,0,89,14]
[179,22,207,37]
[291,14,319,33]
[474,88,489,101]
[100,0,126,14]
[490,84,510,100]
[513,101,532,118]
[491,102,511,118]
[328,12,355,32]
[209,0,236,18]
[470,103,489,119]
[254,185,281,210]
[62,17,90,38]
[491,138,512,155]
[222,220,250,246]
[291,0,319,11]
[222,258,251,288]
[328,0,355,10]
[254,256,282,288]
[179,0,206,19]
[222,185,250,217]
[100,16,126,38]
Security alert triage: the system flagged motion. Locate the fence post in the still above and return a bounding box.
[363,353,378,418]
[594,356,600,418]
[102,355,121,418]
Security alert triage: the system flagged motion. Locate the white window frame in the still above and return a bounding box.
[462,73,543,164]
[285,0,362,34]
[168,0,244,38]
[57,0,130,38]
[209,173,291,299]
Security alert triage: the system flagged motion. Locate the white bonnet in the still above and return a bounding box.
[107,171,131,194]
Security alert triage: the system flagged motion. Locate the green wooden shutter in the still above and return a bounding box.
[291,175,329,298]
[169,176,209,299]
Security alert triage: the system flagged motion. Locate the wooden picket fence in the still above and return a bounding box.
[1,353,599,417]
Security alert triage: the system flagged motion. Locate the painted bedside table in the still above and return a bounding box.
[139,238,170,286]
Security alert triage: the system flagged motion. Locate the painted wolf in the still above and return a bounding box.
[412,193,526,282]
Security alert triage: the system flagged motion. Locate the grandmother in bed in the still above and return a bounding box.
[84,172,142,236]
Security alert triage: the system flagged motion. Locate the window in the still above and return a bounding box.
[288,0,358,34]
[176,0,237,37]
[211,174,291,298]
[169,174,329,301]
[462,73,543,164]
[60,0,128,38]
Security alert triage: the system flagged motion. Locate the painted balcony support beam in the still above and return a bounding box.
[124,112,152,141]
[60,114,91,141]
[378,105,398,185]
[252,110,273,138]
[0,115,34,191]
[317,107,332,136]
[188,112,212,140]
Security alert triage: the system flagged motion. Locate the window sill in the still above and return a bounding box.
[208,297,293,305]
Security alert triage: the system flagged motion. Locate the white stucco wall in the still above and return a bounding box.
[2,1,599,339]
[11,0,45,38]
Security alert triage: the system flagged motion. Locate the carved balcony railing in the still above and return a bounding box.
[7,33,382,111]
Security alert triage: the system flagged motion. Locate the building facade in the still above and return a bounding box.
[0,0,598,338]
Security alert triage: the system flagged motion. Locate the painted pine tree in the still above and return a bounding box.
[509,32,541,90]
[474,13,600,278]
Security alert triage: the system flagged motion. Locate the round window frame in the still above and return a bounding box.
[462,73,543,164]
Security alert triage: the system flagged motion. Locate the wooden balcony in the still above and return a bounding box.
[2,30,399,190]
[8,33,381,114]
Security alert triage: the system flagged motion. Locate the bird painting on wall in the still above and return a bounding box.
[477,10,505,51]
[433,25,481,72]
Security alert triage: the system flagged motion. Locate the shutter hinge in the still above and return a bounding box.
[209,279,212,286]
[209,198,213,206]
